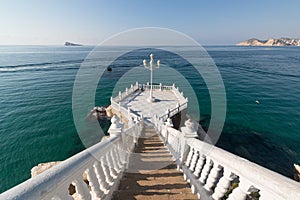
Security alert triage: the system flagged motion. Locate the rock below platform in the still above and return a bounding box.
[31,161,62,177]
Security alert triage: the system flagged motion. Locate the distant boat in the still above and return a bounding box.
[64,42,82,46]
[107,66,112,71]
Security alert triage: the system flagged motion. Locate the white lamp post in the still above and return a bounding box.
[143,53,160,102]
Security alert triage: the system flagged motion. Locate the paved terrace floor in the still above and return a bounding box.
[113,126,198,200]
[121,90,180,124]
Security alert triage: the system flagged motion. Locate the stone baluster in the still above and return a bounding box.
[100,157,114,186]
[105,152,118,179]
[212,169,236,200]
[227,178,251,200]
[189,149,199,172]
[94,161,110,194]
[185,147,194,168]
[72,178,91,200]
[159,83,162,91]
[113,146,124,170]
[204,162,222,192]
[164,118,173,144]
[86,167,104,199]
[199,157,213,184]
[125,88,128,95]
[134,122,139,145]
[118,91,122,101]
[193,154,206,178]
[109,150,120,173]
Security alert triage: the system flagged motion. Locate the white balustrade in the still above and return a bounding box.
[86,167,103,199]
[227,178,251,200]
[6,83,299,200]
[1,111,143,200]
[155,117,300,200]
[101,157,114,186]
[204,162,222,192]
[199,157,213,184]
[212,169,235,200]
[189,149,199,172]
[94,161,110,194]
[193,154,205,178]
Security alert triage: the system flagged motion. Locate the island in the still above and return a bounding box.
[64,41,82,46]
[237,38,300,46]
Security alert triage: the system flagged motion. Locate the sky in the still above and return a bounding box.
[0,0,300,45]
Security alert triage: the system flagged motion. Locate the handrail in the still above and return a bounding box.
[112,82,139,103]
[1,120,143,199]
[1,136,121,199]
[156,116,300,200]
[159,101,188,121]
[186,138,300,200]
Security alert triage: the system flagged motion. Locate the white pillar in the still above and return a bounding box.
[199,157,213,184]
[204,162,222,192]
[227,178,251,200]
[118,91,122,101]
[86,167,104,199]
[181,119,198,138]
[163,118,173,144]
[212,169,235,200]
[193,154,205,178]
[108,115,122,137]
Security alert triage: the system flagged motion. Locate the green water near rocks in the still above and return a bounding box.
[0,45,299,192]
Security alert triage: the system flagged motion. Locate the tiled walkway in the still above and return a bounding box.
[121,90,179,124]
[113,126,198,200]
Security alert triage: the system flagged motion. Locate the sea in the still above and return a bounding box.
[0,45,299,193]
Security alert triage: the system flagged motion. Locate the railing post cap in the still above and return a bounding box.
[181,119,197,138]
[108,115,122,137]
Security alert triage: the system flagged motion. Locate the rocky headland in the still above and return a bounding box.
[64,41,82,46]
[237,38,300,46]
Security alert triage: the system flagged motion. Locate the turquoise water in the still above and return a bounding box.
[0,46,299,192]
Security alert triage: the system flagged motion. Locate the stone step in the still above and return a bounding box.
[113,129,198,199]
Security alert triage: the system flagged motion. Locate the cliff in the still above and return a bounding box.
[237,38,300,46]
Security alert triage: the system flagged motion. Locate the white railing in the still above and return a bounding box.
[142,83,173,91]
[111,83,188,123]
[158,101,188,122]
[1,120,143,200]
[112,82,139,103]
[142,83,188,105]
[155,118,300,200]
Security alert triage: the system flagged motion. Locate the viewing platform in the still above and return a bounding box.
[1,83,300,200]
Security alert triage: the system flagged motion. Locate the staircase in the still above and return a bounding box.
[113,126,198,199]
